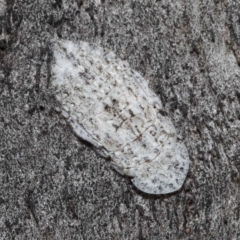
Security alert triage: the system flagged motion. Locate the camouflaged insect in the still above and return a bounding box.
[51,39,189,194]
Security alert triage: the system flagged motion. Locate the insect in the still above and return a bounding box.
[51,39,189,194]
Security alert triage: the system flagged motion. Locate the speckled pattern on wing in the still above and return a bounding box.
[51,39,189,194]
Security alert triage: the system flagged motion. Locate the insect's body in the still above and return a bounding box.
[52,40,189,194]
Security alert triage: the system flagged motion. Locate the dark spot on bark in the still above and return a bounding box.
[28,105,37,115]
[136,205,145,217]
[100,27,105,37]
[0,39,7,51]
[47,15,54,25]
[75,0,83,8]
[57,27,62,38]
[12,11,23,28]
[6,0,15,11]
[24,190,39,225]
[39,105,45,111]
[52,0,62,8]
[85,5,97,22]
[35,64,41,92]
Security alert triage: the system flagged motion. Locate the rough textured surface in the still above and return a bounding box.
[0,0,240,239]
[51,39,189,194]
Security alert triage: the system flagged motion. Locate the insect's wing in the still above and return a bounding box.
[131,142,189,194]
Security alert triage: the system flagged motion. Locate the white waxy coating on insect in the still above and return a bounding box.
[51,39,189,194]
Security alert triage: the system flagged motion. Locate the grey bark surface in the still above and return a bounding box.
[0,0,240,239]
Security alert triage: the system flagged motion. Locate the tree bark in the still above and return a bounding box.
[0,0,240,239]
